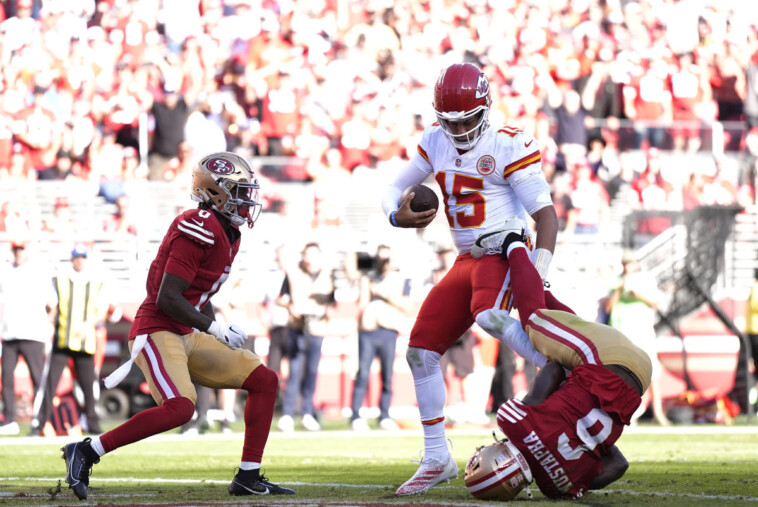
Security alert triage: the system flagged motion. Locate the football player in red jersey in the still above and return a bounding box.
[61,152,296,500]
[468,216,651,500]
[382,63,562,496]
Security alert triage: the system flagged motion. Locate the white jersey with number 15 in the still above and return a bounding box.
[384,123,553,254]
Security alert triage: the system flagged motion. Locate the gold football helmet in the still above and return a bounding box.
[191,152,262,228]
[464,437,533,501]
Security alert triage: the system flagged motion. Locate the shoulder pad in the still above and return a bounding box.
[176,210,216,247]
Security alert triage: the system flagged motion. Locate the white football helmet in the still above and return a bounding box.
[464,437,533,501]
[191,152,262,228]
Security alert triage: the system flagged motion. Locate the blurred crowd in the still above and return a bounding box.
[1,0,758,240]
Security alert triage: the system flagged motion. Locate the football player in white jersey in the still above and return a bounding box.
[382,62,567,496]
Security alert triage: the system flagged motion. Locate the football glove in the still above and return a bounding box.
[207,321,247,349]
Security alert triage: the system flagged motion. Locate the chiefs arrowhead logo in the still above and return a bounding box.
[207,158,235,175]
[475,74,490,99]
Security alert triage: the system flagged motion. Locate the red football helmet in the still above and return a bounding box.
[464,438,533,501]
[433,62,492,151]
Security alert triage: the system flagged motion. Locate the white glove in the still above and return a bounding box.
[207,321,247,349]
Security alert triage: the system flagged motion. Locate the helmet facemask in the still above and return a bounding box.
[218,178,262,228]
[434,104,491,151]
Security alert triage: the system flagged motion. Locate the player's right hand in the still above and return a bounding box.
[207,321,247,349]
[394,192,436,228]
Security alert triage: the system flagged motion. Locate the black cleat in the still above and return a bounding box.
[228,469,296,496]
[61,437,99,500]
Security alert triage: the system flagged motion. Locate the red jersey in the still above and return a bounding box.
[129,208,240,339]
[497,364,641,499]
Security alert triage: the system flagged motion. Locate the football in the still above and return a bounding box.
[401,184,440,213]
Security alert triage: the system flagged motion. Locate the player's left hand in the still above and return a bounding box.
[394,192,436,228]
[221,324,247,349]
[208,321,247,349]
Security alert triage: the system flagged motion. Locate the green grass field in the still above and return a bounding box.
[1,425,757,506]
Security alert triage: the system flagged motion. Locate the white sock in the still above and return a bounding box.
[475,309,547,368]
[506,242,527,257]
[89,436,106,457]
[406,347,448,463]
[240,461,261,471]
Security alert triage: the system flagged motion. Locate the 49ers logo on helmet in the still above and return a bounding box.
[475,74,490,99]
[207,158,234,175]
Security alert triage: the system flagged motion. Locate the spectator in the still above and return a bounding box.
[38,151,76,180]
[277,242,335,433]
[710,43,746,123]
[264,245,293,410]
[33,244,109,436]
[149,84,188,180]
[623,57,672,150]
[582,55,623,139]
[670,53,712,153]
[746,50,758,130]
[0,242,52,436]
[41,198,77,235]
[548,84,589,168]
[103,194,138,235]
[350,245,407,432]
[566,162,610,235]
[605,249,670,426]
[163,141,194,182]
[184,93,227,162]
[15,86,60,172]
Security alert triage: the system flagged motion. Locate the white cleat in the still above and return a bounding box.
[277,415,295,433]
[395,455,459,496]
[351,418,370,432]
[301,414,321,431]
[471,216,526,258]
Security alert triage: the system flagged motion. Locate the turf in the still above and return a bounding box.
[0,426,757,506]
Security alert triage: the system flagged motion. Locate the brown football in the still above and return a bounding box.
[401,184,440,213]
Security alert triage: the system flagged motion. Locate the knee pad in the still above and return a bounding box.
[165,397,195,425]
[406,347,442,379]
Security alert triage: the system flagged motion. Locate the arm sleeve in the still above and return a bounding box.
[381,150,433,218]
[164,235,206,283]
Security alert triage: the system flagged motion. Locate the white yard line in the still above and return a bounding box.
[2,477,756,502]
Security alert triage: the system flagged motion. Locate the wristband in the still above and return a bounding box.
[532,248,552,280]
[389,211,399,227]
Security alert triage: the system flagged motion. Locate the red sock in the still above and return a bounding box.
[240,366,278,463]
[508,246,547,329]
[545,289,575,314]
[100,397,195,453]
